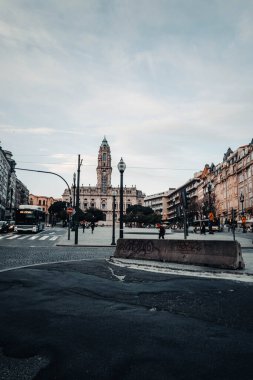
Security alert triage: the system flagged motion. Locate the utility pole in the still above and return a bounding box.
[75,155,82,245]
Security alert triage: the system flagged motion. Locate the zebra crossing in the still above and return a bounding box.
[0,233,59,241]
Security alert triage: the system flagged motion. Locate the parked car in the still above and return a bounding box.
[0,221,9,233]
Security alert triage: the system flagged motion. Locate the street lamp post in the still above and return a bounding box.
[73,173,76,208]
[111,191,116,245]
[240,192,244,214]
[70,172,77,233]
[74,155,82,245]
[117,158,126,239]
[207,183,213,234]
[240,193,246,233]
[9,187,13,219]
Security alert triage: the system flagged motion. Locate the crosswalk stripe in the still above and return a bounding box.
[28,235,40,240]
[38,235,49,240]
[49,236,58,241]
[0,234,12,239]
[6,235,19,240]
[0,233,60,242]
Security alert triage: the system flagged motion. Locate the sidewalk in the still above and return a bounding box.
[57,226,253,249]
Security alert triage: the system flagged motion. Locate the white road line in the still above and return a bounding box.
[6,235,19,240]
[49,236,58,241]
[38,235,49,240]
[28,235,40,240]
[17,235,29,240]
[1,234,13,239]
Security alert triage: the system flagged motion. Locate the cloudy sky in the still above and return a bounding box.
[0,0,253,198]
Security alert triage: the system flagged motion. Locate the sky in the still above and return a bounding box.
[0,0,253,198]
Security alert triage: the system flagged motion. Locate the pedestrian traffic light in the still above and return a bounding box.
[209,212,214,221]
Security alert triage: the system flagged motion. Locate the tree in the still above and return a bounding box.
[83,207,104,223]
[48,201,68,223]
[124,205,162,226]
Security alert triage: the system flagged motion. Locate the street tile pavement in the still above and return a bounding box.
[57,226,253,248]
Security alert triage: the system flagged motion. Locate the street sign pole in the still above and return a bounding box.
[67,207,74,241]
[75,155,82,245]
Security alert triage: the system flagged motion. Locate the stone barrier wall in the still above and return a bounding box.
[114,239,245,270]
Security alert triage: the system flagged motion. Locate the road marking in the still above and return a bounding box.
[108,266,125,282]
[28,235,40,240]
[17,235,29,240]
[49,236,58,241]
[6,235,19,240]
[38,235,49,240]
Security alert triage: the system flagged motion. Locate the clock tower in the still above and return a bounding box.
[96,137,112,193]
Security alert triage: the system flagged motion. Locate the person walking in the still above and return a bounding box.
[91,222,95,234]
[82,221,86,233]
[200,222,206,235]
[158,225,165,239]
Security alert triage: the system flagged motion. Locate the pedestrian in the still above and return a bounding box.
[158,225,165,239]
[200,222,206,235]
[82,221,86,233]
[91,222,95,234]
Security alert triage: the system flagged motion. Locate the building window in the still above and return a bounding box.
[43,200,46,206]
[39,200,41,205]
[102,173,107,193]
[102,153,106,161]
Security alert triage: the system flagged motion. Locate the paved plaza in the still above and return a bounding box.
[58,226,253,247]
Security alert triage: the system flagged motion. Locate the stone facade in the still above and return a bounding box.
[29,194,59,215]
[144,189,175,220]
[62,137,145,225]
[160,139,253,224]
[166,177,200,223]
[0,147,16,220]
[15,178,29,209]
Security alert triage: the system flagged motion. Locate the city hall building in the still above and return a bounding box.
[62,137,145,225]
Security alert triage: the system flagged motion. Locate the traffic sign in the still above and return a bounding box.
[67,207,74,215]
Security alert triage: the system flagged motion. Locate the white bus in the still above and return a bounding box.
[15,205,45,233]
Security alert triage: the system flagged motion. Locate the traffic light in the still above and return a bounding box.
[186,192,190,209]
[180,189,190,210]
[231,208,237,221]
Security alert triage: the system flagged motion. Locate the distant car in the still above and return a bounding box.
[7,220,15,232]
[0,221,9,233]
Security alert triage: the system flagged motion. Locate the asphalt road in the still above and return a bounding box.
[0,249,253,380]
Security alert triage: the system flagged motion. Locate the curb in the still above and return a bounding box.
[56,244,116,248]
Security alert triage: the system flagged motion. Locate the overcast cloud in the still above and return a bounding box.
[0,0,253,197]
